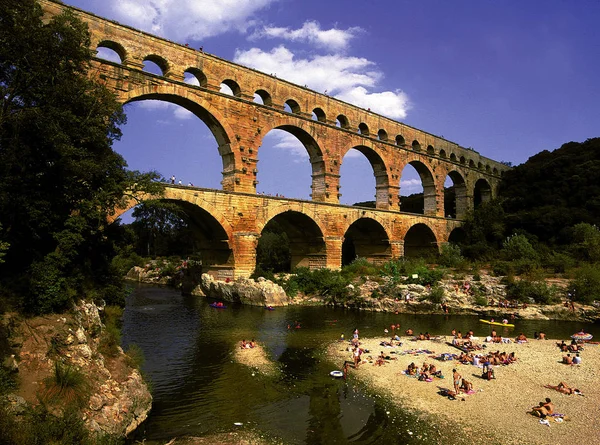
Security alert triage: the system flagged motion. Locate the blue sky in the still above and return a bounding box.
[65,0,600,205]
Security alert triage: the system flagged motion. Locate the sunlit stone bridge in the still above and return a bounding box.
[43,0,509,278]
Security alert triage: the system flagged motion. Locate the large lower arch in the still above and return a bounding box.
[342,218,391,266]
[341,145,389,209]
[258,210,326,271]
[399,161,436,215]
[120,86,241,190]
[112,192,234,276]
[403,223,439,258]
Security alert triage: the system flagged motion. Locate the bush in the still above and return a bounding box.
[492,261,514,277]
[438,243,464,268]
[502,233,539,262]
[285,267,351,304]
[124,344,145,370]
[473,294,488,306]
[40,362,89,407]
[404,266,446,286]
[540,251,576,274]
[341,257,379,278]
[427,286,445,304]
[98,306,123,357]
[111,250,145,277]
[505,279,559,304]
[569,264,600,304]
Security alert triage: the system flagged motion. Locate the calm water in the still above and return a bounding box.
[122,284,599,444]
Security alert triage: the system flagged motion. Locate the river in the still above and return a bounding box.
[122,283,599,444]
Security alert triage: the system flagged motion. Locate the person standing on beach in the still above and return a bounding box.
[453,369,462,394]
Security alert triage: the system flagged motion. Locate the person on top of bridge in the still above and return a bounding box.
[170,175,175,184]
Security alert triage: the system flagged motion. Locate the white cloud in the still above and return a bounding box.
[136,100,193,120]
[263,131,308,161]
[251,21,362,51]
[95,47,121,63]
[336,87,410,120]
[400,178,422,194]
[234,46,410,119]
[107,0,277,41]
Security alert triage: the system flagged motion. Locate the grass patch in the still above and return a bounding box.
[40,361,89,407]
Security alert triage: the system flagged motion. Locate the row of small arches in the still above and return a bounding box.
[95,41,500,176]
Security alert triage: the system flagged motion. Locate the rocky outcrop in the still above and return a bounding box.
[4,301,152,439]
[194,274,291,307]
[125,265,169,285]
[328,274,600,322]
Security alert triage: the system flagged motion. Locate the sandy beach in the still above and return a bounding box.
[233,342,279,376]
[328,335,599,445]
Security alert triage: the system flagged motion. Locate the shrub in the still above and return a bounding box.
[502,233,539,262]
[98,306,123,357]
[540,251,576,274]
[404,266,446,286]
[40,362,89,407]
[341,257,379,278]
[505,279,559,304]
[124,344,145,370]
[492,261,513,277]
[438,243,464,268]
[569,264,600,304]
[473,294,488,306]
[427,286,445,304]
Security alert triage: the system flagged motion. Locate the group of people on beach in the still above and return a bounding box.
[240,339,255,349]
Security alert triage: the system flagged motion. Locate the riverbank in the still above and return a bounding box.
[327,335,599,445]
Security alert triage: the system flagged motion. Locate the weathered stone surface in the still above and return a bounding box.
[40,0,511,280]
[197,273,291,306]
[8,300,153,439]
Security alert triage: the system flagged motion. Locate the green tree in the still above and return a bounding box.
[569,223,600,263]
[502,233,539,261]
[0,0,161,313]
[460,200,506,259]
[130,200,188,257]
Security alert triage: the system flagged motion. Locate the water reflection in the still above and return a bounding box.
[123,284,599,444]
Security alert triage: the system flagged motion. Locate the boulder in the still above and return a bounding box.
[197,274,291,307]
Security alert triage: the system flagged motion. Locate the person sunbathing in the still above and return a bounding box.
[562,354,573,365]
[544,382,582,395]
[531,398,554,418]
[516,333,527,342]
[375,351,386,366]
[461,379,473,393]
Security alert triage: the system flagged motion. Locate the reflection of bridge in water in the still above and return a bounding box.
[42,0,509,278]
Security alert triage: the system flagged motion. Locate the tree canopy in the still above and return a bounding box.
[0,0,160,313]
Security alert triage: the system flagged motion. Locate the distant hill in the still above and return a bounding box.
[499,137,600,242]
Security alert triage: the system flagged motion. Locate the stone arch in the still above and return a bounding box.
[396,135,406,146]
[399,160,436,215]
[485,164,491,173]
[342,217,391,266]
[444,170,467,219]
[427,145,435,155]
[143,54,169,76]
[341,145,389,208]
[258,208,326,270]
[474,178,492,207]
[448,227,467,244]
[439,149,447,158]
[254,89,272,106]
[378,129,388,141]
[96,40,126,63]
[285,98,301,114]
[358,122,370,136]
[312,107,326,122]
[450,153,457,162]
[493,167,499,175]
[184,68,208,87]
[478,162,484,170]
[258,121,327,200]
[469,159,476,168]
[336,114,350,129]
[221,79,242,97]
[403,223,438,258]
[120,85,240,188]
[459,156,466,164]
[112,190,234,272]
[412,140,421,151]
